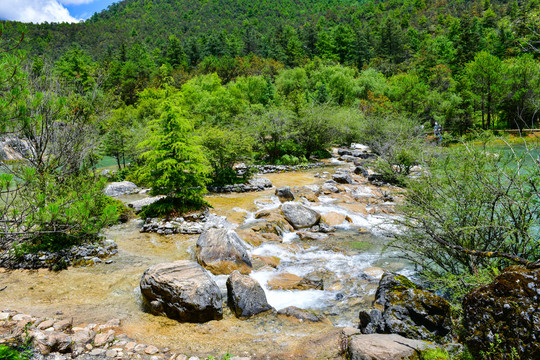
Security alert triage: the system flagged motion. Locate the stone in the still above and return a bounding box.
[71,329,95,344]
[129,196,166,213]
[363,267,385,279]
[125,341,137,352]
[354,166,369,177]
[0,312,10,320]
[195,229,252,275]
[53,319,71,331]
[90,348,107,356]
[106,349,118,357]
[134,344,147,353]
[252,255,280,268]
[359,272,452,342]
[227,270,273,319]
[277,306,327,323]
[321,182,339,193]
[462,266,540,359]
[33,331,72,354]
[347,334,436,360]
[12,314,32,322]
[104,181,138,197]
[94,330,115,347]
[320,212,351,227]
[140,260,223,323]
[145,345,159,355]
[37,319,55,330]
[275,186,294,202]
[333,172,353,184]
[248,176,272,189]
[267,273,323,290]
[297,231,328,241]
[252,209,294,235]
[281,202,320,229]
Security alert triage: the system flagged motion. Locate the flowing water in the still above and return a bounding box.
[0,165,413,359]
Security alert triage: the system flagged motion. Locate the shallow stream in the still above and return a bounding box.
[0,165,413,359]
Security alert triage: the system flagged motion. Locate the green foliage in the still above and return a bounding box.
[391,141,540,278]
[0,345,31,360]
[139,196,209,220]
[134,100,211,202]
[200,126,253,186]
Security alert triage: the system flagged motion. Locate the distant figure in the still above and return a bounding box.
[434,122,442,145]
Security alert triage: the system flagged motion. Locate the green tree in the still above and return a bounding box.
[465,51,503,129]
[135,100,211,202]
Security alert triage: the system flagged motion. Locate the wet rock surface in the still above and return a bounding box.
[140,260,223,323]
[195,229,252,275]
[462,266,540,359]
[140,209,210,235]
[226,270,273,319]
[359,272,452,342]
[281,202,321,229]
[275,186,295,202]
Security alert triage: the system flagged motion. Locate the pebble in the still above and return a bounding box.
[134,344,147,353]
[145,345,159,355]
[90,348,107,356]
[106,349,117,357]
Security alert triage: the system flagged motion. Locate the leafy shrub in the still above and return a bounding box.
[0,345,30,360]
[139,196,210,220]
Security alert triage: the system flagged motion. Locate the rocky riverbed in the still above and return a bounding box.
[0,146,425,359]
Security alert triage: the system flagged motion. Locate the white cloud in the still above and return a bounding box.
[59,0,95,5]
[0,0,80,23]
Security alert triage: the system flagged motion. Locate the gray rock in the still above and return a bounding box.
[248,176,273,189]
[347,334,436,360]
[195,229,252,275]
[33,331,72,354]
[281,202,320,229]
[140,260,223,323]
[354,166,369,177]
[104,181,138,197]
[128,196,166,213]
[275,186,295,202]
[226,270,273,318]
[277,306,326,323]
[322,182,339,193]
[333,172,353,184]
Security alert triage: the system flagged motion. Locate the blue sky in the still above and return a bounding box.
[0,0,119,23]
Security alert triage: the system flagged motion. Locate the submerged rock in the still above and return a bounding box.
[140,260,223,323]
[359,272,452,342]
[226,270,273,319]
[281,202,321,229]
[347,334,436,360]
[277,306,328,323]
[195,228,252,275]
[462,266,540,359]
[104,181,138,197]
[267,273,323,290]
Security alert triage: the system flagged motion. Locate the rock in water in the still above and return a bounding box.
[275,186,295,202]
[359,272,452,342]
[462,266,540,358]
[281,202,320,229]
[104,181,138,196]
[140,260,223,323]
[248,176,273,189]
[332,171,353,184]
[347,334,436,360]
[196,229,252,275]
[226,270,273,318]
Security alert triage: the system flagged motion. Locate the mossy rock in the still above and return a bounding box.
[462,266,540,358]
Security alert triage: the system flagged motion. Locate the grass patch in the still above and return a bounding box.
[139,196,212,220]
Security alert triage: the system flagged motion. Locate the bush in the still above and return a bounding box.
[390,141,540,279]
[139,196,210,220]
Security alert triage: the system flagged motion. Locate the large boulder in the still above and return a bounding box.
[462,266,540,358]
[281,202,321,229]
[347,334,436,360]
[226,270,273,319]
[359,272,452,342]
[248,176,273,189]
[140,260,223,323]
[275,186,295,202]
[128,195,166,213]
[196,229,252,275]
[104,181,138,197]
